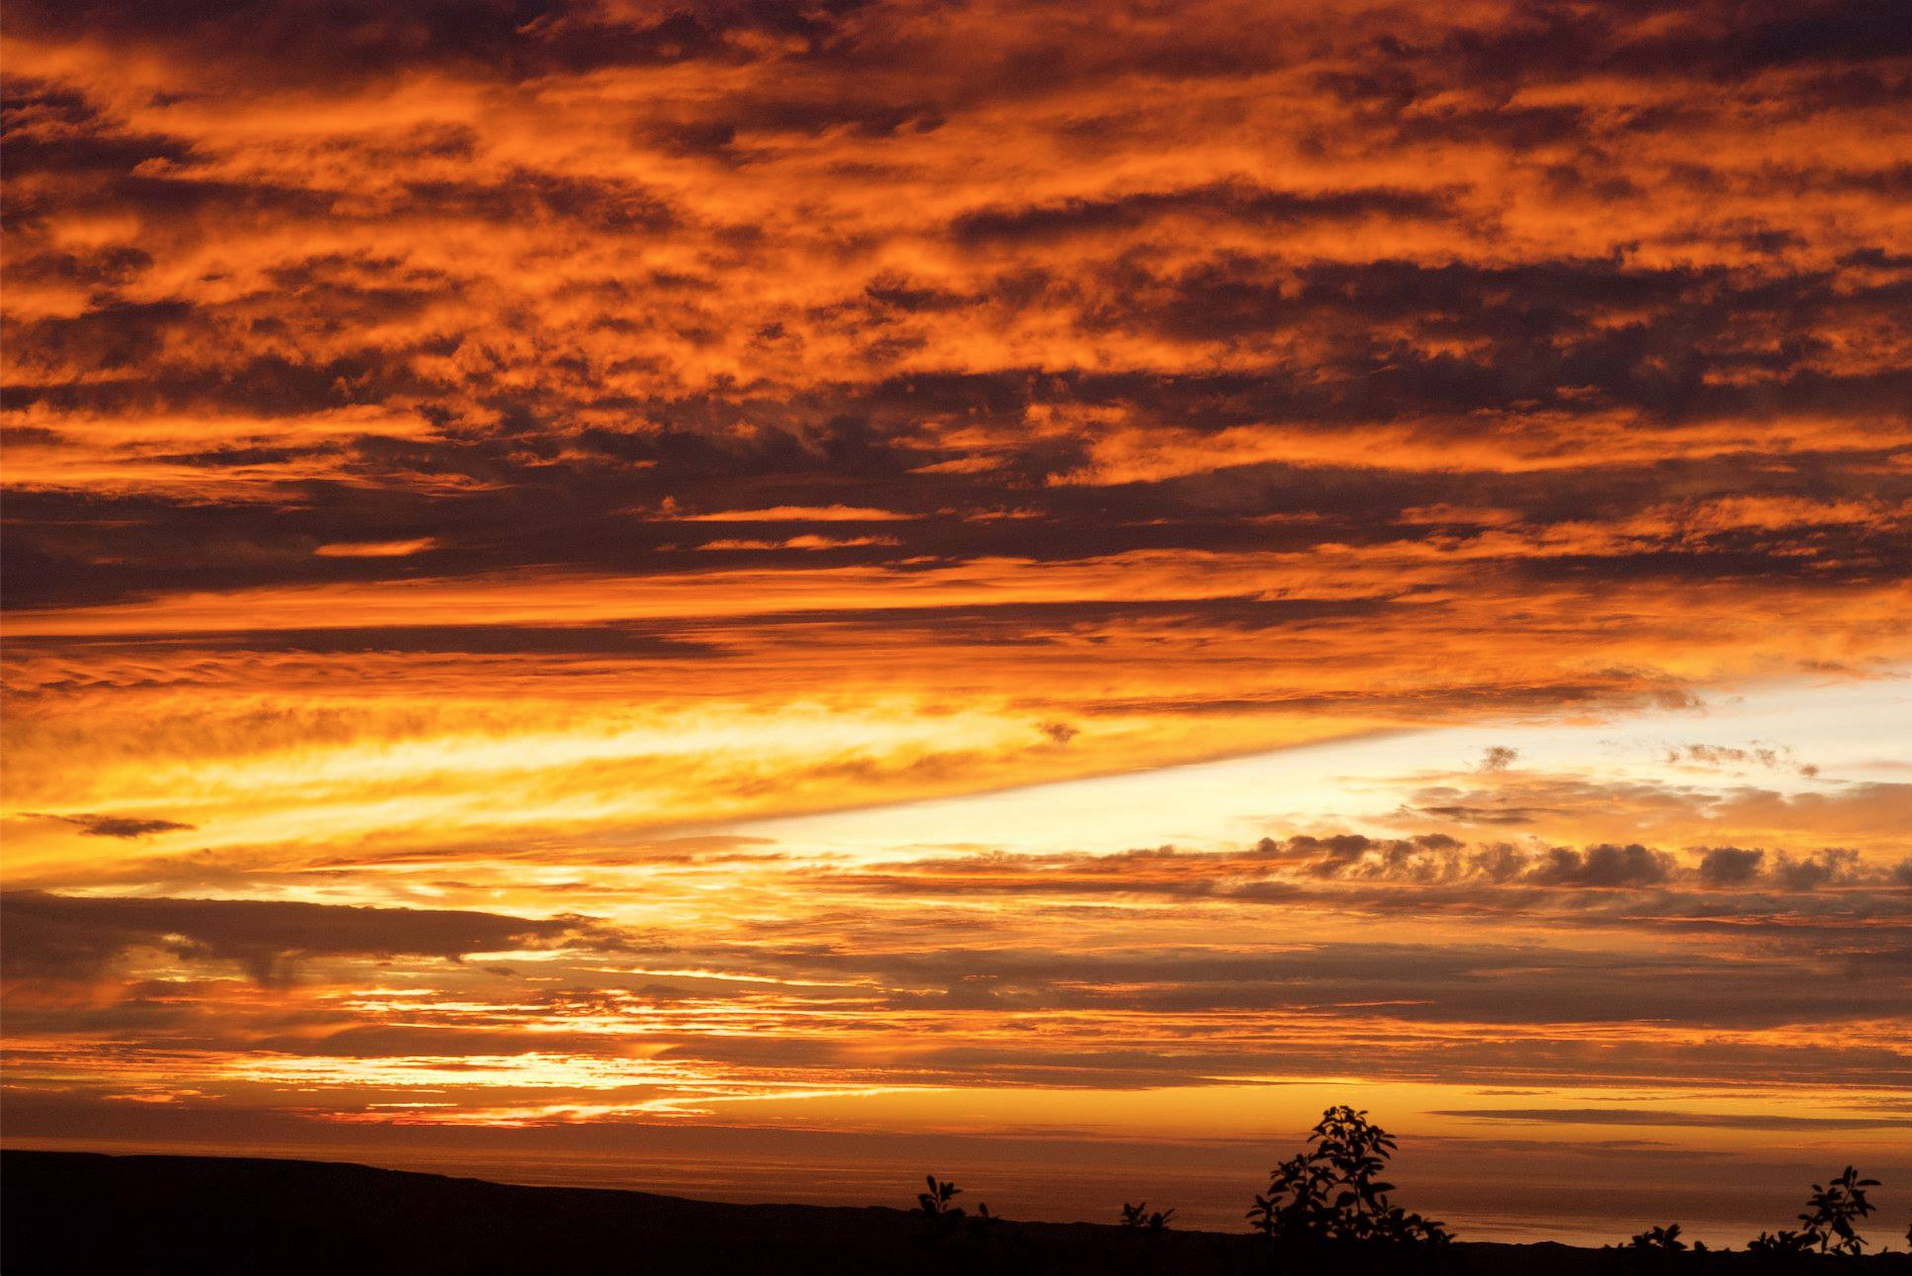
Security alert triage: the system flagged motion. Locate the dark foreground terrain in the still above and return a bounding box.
[5,1150,1909,1275]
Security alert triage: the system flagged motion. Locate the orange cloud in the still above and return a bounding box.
[4,0,1910,1237]
[314,537,441,558]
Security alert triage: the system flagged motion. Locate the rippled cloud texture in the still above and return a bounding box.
[3,0,1909,1241]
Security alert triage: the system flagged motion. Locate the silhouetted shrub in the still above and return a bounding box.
[1247,1105,1451,1248]
[1751,1165,1880,1257]
[918,1175,964,1220]
[913,1174,1014,1266]
[914,1174,969,1253]
[1629,1223,1685,1251]
[1805,1166,1880,1256]
[1748,1229,1811,1257]
[1120,1202,1175,1230]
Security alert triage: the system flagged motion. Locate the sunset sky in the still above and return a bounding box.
[3,0,1910,1245]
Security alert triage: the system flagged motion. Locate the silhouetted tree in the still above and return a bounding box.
[1804,1166,1880,1256]
[1750,1165,1880,1256]
[1247,1105,1451,1251]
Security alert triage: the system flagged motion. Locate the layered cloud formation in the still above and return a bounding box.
[3,0,1909,1241]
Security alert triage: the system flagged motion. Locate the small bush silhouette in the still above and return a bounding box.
[1749,1165,1880,1256]
[1120,1201,1175,1230]
[918,1175,963,1219]
[1804,1166,1879,1256]
[912,1174,1017,1267]
[1628,1223,1685,1251]
[1748,1229,1810,1256]
[1247,1105,1451,1247]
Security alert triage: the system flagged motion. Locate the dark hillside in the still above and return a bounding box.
[4,1151,1909,1276]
